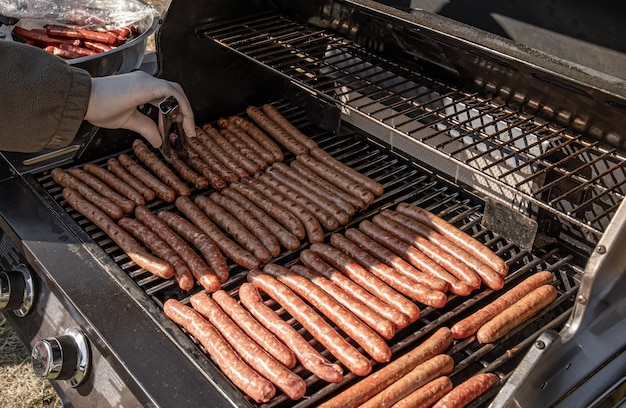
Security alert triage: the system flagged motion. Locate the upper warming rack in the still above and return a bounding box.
[199,12,626,242]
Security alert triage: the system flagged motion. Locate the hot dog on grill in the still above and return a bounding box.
[246,106,308,155]
[135,205,221,292]
[156,210,229,283]
[476,284,558,344]
[238,282,344,383]
[190,292,306,400]
[185,151,228,190]
[229,115,284,162]
[396,203,508,276]
[163,299,276,403]
[247,269,372,377]
[261,103,318,150]
[309,243,420,322]
[217,117,276,164]
[62,188,173,278]
[187,136,239,184]
[451,271,553,340]
[196,126,249,179]
[118,153,176,202]
[67,167,135,214]
[201,125,260,175]
[107,157,156,202]
[391,376,454,408]
[432,372,500,408]
[219,128,267,169]
[132,139,191,197]
[263,263,392,363]
[318,327,453,408]
[175,196,260,269]
[83,163,145,206]
[360,354,455,408]
[211,290,296,368]
[300,249,410,329]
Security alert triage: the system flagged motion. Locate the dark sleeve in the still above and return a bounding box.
[0,40,92,152]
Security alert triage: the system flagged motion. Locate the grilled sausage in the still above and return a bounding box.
[373,213,482,289]
[257,172,340,231]
[221,188,301,251]
[344,228,449,293]
[231,181,306,241]
[432,373,500,408]
[359,220,473,296]
[309,146,384,197]
[290,160,364,212]
[330,233,447,308]
[243,177,324,243]
[67,167,135,214]
[385,209,504,290]
[266,162,351,224]
[219,128,267,169]
[62,188,173,278]
[163,299,276,403]
[187,136,239,183]
[300,249,410,329]
[317,327,453,408]
[451,271,553,340]
[118,217,193,289]
[83,163,145,206]
[392,376,454,408]
[107,157,156,202]
[360,354,455,408]
[208,192,281,257]
[200,125,259,175]
[157,210,229,283]
[247,269,372,377]
[135,206,221,292]
[262,104,318,150]
[310,243,420,322]
[175,196,259,269]
[118,154,176,202]
[194,194,272,263]
[212,290,296,368]
[396,203,508,276]
[190,292,306,400]
[52,168,124,220]
[263,263,392,363]
[164,150,210,190]
[218,117,276,164]
[246,105,308,155]
[185,151,228,190]
[476,284,558,344]
[195,126,249,179]
[290,264,396,340]
[132,139,190,197]
[229,115,284,162]
[238,282,344,383]
[296,153,375,204]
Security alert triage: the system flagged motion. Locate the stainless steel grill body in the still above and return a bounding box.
[1,0,625,407]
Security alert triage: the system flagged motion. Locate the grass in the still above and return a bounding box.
[0,315,62,407]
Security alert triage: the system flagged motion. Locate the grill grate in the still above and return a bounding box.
[38,102,579,407]
[200,12,626,241]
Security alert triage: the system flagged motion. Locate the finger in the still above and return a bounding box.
[125,111,163,148]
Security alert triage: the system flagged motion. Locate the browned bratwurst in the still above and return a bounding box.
[217,117,276,164]
[261,103,318,150]
[118,217,193,289]
[187,136,239,184]
[291,264,396,340]
[300,249,410,329]
[318,327,453,408]
[263,263,392,363]
[246,105,308,155]
[392,376,454,408]
[67,167,135,214]
[202,124,261,175]
[396,203,508,276]
[229,115,284,162]
[83,163,145,206]
[135,205,221,292]
[190,292,306,400]
[62,188,173,278]
[163,299,276,403]
[107,157,156,202]
[432,373,500,408]
[195,126,249,179]
[238,282,344,383]
[118,153,176,202]
[211,290,296,368]
[185,151,228,190]
[132,139,190,197]
[175,196,259,270]
[248,269,372,377]
[52,168,124,220]
[219,128,267,169]
[156,210,229,283]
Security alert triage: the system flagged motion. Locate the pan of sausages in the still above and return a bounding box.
[52,102,563,406]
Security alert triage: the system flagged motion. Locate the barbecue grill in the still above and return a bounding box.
[2,1,626,407]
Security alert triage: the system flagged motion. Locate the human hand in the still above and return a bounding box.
[85,71,195,148]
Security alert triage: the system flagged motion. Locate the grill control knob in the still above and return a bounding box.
[0,264,35,317]
[31,328,90,387]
